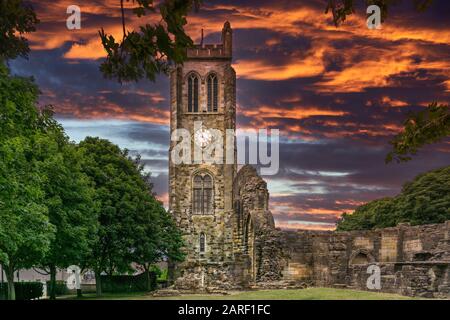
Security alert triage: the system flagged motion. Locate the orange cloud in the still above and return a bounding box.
[44,94,169,125]
[275,221,335,231]
[26,0,450,98]
[64,41,106,60]
[233,48,325,81]
[157,192,169,208]
[242,106,347,120]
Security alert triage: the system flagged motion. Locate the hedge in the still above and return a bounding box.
[101,272,156,293]
[0,283,5,300]
[0,282,43,300]
[47,280,68,296]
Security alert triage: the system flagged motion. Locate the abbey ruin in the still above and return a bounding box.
[167,22,450,298]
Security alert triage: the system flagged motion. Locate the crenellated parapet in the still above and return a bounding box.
[187,21,232,60]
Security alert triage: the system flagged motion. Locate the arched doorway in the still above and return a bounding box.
[349,249,375,265]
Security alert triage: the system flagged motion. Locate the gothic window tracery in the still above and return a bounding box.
[193,173,213,214]
[188,73,199,112]
[207,73,218,112]
[199,233,206,253]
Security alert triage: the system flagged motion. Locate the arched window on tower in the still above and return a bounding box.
[193,173,213,215]
[199,233,206,253]
[188,73,199,112]
[207,73,218,112]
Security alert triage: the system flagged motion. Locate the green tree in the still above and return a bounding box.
[79,138,155,293]
[395,166,450,225]
[0,1,186,298]
[325,0,434,26]
[0,65,96,300]
[0,66,56,300]
[0,136,56,300]
[0,0,39,62]
[386,102,450,163]
[99,0,200,83]
[337,198,395,231]
[132,169,184,290]
[38,141,98,300]
[336,166,450,231]
[78,137,136,295]
[79,138,183,294]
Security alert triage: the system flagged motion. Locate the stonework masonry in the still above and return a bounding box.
[169,21,242,291]
[167,22,450,297]
[277,221,450,297]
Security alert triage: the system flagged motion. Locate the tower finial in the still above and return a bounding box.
[222,21,232,56]
[200,28,204,46]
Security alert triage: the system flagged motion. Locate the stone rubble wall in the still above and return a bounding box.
[233,165,282,283]
[277,221,450,298]
[234,166,450,298]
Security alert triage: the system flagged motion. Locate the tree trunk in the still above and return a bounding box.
[145,267,151,292]
[5,265,15,300]
[49,264,57,300]
[167,259,176,286]
[95,270,102,296]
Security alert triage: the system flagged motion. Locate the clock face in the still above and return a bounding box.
[194,128,213,148]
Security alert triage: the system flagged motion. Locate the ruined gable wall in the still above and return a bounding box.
[233,165,283,282]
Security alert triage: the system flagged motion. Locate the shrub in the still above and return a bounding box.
[47,280,68,296]
[0,282,43,300]
[0,283,6,300]
[100,272,156,293]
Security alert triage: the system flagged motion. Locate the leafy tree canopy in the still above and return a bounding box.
[38,141,99,299]
[0,66,57,299]
[99,0,201,83]
[325,0,434,26]
[0,0,39,61]
[386,102,450,163]
[78,137,184,294]
[337,165,450,231]
[0,65,97,300]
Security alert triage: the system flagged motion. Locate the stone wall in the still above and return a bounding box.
[233,165,284,283]
[277,221,450,297]
[231,166,450,298]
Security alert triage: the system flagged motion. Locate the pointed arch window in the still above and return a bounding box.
[199,233,206,253]
[188,73,199,112]
[207,73,218,112]
[193,173,213,215]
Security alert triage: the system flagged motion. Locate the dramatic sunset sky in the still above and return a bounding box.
[10,0,450,230]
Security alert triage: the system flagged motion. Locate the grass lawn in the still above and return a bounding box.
[64,287,418,300]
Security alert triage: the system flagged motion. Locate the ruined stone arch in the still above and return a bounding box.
[349,249,376,265]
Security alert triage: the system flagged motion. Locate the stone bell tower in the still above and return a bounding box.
[168,22,240,289]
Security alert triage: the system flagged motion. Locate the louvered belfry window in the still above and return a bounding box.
[207,73,218,112]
